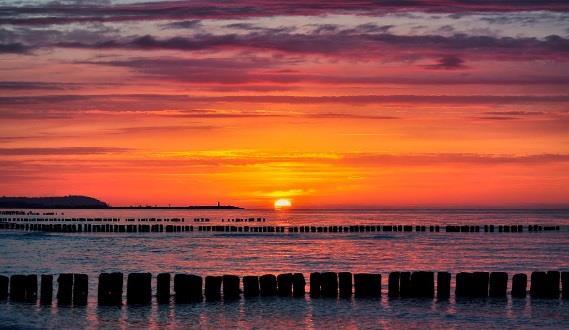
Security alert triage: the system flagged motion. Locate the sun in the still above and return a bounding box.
[274,198,292,210]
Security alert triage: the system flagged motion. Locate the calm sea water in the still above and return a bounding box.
[1,209,568,329]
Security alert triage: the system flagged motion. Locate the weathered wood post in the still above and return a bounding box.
[222,275,240,299]
[277,273,293,297]
[320,272,338,297]
[489,272,508,297]
[411,271,434,298]
[243,276,260,297]
[259,274,277,296]
[174,274,202,303]
[338,272,352,298]
[205,276,222,301]
[399,272,412,297]
[310,272,321,298]
[292,273,306,297]
[127,273,151,305]
[388,272,400,298]
[530,271,547,298]
[354,273,381,298]
[156,273,170,304]
[57,273,74,305]
[437,272,451,300]
[98,272,123,305]
[73,274,88,306]
[0,275,8,300]
[511,273,527,298]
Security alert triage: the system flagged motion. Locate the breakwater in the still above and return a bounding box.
[0,219,562,234]
[1,271,567,306]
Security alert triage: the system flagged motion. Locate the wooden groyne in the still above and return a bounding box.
[0,271,567,306]
[0,219,562,234]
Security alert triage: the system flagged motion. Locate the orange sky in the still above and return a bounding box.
[1,1,568,208]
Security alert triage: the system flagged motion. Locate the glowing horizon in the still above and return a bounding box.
[1,1,568,208]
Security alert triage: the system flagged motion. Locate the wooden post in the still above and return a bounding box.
[222,275,240,299]
[511,273,527,298]
[127,273,151,305]
[292,273,306,297]
[57,273,74,305]
[259,274,277,296]
[174,274,202,303]
[354,273,381,298]
[320,272,338,297]
[0,275,8,300]
[98,272,123,306]
[399,272,411,297]
[156,273,170,304]
[338,272,352,298]
[530,271,547,298]
[205,276,222,300]
[489,272,508,297]
[437,272,451,300]
[388,272,400,298]
[243,276,260,297]
[72,274,88,306]
[411,271,434,298]
[310,272,321,298]
[277,273,293,297]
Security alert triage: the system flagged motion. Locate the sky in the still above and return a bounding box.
[0,0,568,208]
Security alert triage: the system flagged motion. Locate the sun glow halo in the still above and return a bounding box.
[274,198,292,209]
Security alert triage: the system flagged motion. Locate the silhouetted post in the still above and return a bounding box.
[73,274,88,306]
[511,273,527,298]
[489,272,508,297]
[354,273,381,298]
[455,272,470,298]
[243,276,260,297]
[174,274,202,303]
[309,272,322,298]
[546,271,560,298]
[388,272,400,298]
[98,272,123,306]
[127,273,151,305]
[437,272,451,300]
[222,275,240,299]
[292,273,306,297]
[411,271,434,298]
[259,274,277,296]
[277,273,293,297]
[399,272,411,297]
[156,273,170,304]
[530,271,547,298]
[24,275,38,302]
[205,276,222,300]
[0,275,8,300]
[561,272,568,299]
[57,273,74,305]
[474,272,489,297]
[321,272,338,297]
[338,272,352,298]
[9,275,26,302]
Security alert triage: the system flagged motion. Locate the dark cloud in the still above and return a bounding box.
[423,55,467,69]
[1,1,568,26]
[0,42,29,53]
[160,19,202,29]
[0,81,81,90]
[54,32,569,62]
[0,147,130,156]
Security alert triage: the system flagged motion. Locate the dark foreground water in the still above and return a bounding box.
[1,209,568,329]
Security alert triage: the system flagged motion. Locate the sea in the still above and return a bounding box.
[0,208,568,329]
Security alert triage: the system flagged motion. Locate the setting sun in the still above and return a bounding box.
[274,198,292,210]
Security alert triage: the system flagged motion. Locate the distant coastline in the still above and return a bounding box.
[0,196,242,210]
